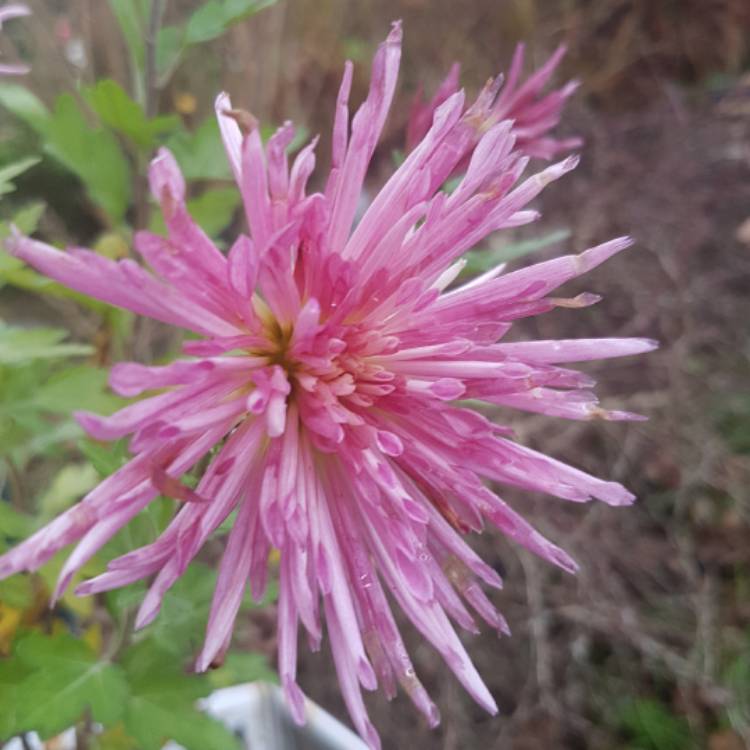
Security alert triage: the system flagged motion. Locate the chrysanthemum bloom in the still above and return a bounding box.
[406,43,582,159]
[1,23,655,749]
[0,3,30,76]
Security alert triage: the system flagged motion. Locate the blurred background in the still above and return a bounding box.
[1,1,750,749]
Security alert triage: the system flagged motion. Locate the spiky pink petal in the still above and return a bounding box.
[406,42,581,159]
[0,23,653,750]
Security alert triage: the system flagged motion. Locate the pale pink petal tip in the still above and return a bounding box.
[387,18,403,42]
[549,547,579,575]
[599,483,636,507]
[134,600,161,630]
[426,702,441,729]
[148,147,185,207]
[0,62,30,75]
[73,411,110,438]
[363,722,382,750]
[0,4,30,24]
[0,4,31,76]
[577,236,634,273]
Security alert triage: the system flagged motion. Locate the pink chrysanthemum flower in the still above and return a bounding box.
[406,43,582,159]
[1,23,655,749]
[0,3,30,76]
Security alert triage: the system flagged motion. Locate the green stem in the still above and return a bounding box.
[144,0,167,119]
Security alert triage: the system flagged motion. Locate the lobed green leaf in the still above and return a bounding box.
[6,632,129,739]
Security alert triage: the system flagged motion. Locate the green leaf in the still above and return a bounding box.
[0,572,34,608]
[37,463,100,520]
[8,632,129,739]
[0,84,50,134]
[0,157,40,196]
[29,366,122,415]
[0,503,35,559]
[155,0,276,87]
[104,583,147,627]
[92,724,140,750]
[0,325,92,364]
[185,0,276,45]
[208,650,277,689]
[79,437,130,477]
[36,548,106,618]
[44,93,132,222]
[0,201,45,239]
[222,0,279,25]
[86,80,181,150]
[107,0,149,103]
[0,659,32,740]
[86,79,154,149]
[156,25,186,82]
[142,563,217,656]
[0,359,117,462]
[0,503,34,539]
[150,113,182,137]
[715,394,750,455]
[124,698,241,750]
[0,203,45,252]
[186,187,241,237]
[166,117,231,180]
[21,419,83,458]
[151,187,240,238]
[185,1,227,44]
[618,698,693,750]
[0,361,52,457]
[242,576,278,611]
[121,641,241,750]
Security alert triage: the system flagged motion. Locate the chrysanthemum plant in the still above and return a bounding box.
[0,15,654,750]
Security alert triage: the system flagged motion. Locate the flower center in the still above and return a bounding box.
[263,319,297,375]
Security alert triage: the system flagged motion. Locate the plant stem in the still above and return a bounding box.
[134,0,167,232]
[144,0,167,119]
[4,457,25,511]
[75,709,92,750]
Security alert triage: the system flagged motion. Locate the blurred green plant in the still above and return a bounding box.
[715,394,750,455]
[0,158,39,198]
[617,698,694,750]
[110,0,276,100]
[724,634,750,741]
[0,483,276,748]
[0,575,274,749]
[0,1,279,747]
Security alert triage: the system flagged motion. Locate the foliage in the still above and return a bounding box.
[0,158,39,198]
[0,616,268,749]
[725,635,750,740]
[617,698,694,750]
[2,632,130,739]
[714,393,750,455]
[109,0,276,93]
[0,0,278,746]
